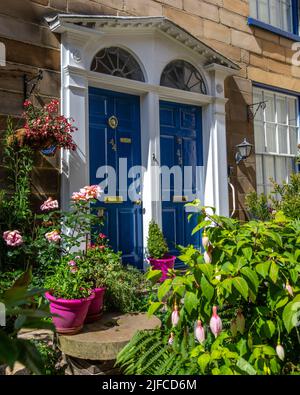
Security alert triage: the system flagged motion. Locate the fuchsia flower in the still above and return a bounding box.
[45,229,61,243]
[209,306,222,338]
[276,344,285,361]
[285,282,294,297]
[171,303,180,327]
[3,230,23,247]
[194,320,205,344]
[168,332,175,345]
[68,260,76,267]
[70,267,78,274]
[40,197,59,211]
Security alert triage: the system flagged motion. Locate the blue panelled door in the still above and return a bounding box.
[89,87,143,268]
[160,101,202,262]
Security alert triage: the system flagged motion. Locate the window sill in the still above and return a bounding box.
[247,17,300,42]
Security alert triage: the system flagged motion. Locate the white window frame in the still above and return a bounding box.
[253,86,299,195]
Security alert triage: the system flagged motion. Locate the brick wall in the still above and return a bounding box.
[0,0,299,217]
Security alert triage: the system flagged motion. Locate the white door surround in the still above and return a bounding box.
[46,15,239,261]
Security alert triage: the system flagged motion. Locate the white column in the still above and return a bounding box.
[140,92,161,267]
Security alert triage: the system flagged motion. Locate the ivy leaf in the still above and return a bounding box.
[269,262,279,284]
[282,295,300,333]
[256,262,270,279]
[232,277,249,300]
[236,357,257,375]
[198,353,210,374]
[184,291,199,315]
[157,279,172,301]
[200,275,214,302]
[240,267,259,294]
[148,302,163,316]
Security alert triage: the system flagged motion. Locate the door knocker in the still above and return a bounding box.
[108,115,118,129]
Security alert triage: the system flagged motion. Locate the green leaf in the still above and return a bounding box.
[269,262,279,284]
[265,231,282,247]
[200,275,214,302]
[15,339,44,375]
[221,278,232,293]
[157,279,172,301]
[232,277,249,300]
[242,247,253,261]
[198,353,210,374]
[146,269,162,283]
[198,263,213,279]
[236,357,257,375]
[262,320,276,338]
[0,331,18,368]
[262,345,276,356]
[282,295,300,333]
[184,291,199,315]
[256,262,270,278]
[240,267,259,293]
[148,302,163,316]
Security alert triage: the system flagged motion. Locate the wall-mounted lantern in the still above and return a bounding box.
[235,138,253,164]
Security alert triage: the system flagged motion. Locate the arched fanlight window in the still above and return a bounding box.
[160,60,207,94]
[91,47,145,82]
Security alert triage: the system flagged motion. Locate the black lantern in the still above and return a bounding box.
[235,138,253,164]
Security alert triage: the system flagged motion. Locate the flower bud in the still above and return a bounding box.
[285,282,294,297]
[209,306,222,338]
[202,231,209,249]
[276,344,285,361]
[236,310,245,334]
[171,303,180,327]
[168,332,174,345]
[204,251,212,264]
[230,319,237,337]
[194,320,205,344]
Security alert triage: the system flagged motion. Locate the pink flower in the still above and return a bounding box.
[68,260,76,267]
[70,267,78,274]
[40,197,59,211]
[194,320,205,344]
[209,306,222,338]
[71,191,87,201]
[45,229,61,243]
[168,332,174,345]
[171,303,180,327]
[3,230,23,247]
[99,233,106,239]
[71,185,102,201]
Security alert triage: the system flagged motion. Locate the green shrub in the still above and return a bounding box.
[245,192,271,221]
[117,202,300,375]
[271,173,300,220]
[147,220,168,259]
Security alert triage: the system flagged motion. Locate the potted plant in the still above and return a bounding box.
[45,255,95,335]
[146,220,176,282]
[9,99,77,155]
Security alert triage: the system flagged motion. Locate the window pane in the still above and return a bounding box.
[258,0,270,23]
[281,0,293,32]
[249,0,257,18]
[270,0,280,28]
[264,155,275,194]
[264,93,275,122]
[287,157,296,178]
[256,154,264,186]
[289,127,298,155]
[254,121,265,152]
[288,98,297,126]
[275,156,287,184]
[276,95,287,124]
[278,125,288,154]
[266,124,277,152]
[253,90,263,121]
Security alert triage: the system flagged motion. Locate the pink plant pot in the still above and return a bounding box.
[148,255,176,282]
[85,287,106,324]
[45,291,95,335]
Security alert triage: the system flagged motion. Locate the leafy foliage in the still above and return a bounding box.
[118,202,300,375]
[245,192,271,221]
[147,220,168,259]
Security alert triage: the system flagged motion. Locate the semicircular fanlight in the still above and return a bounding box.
[160,60,207,94]
[91,46,145,82]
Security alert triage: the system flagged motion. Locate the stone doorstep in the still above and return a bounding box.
[58,312,161,362]
[18,328,54,342]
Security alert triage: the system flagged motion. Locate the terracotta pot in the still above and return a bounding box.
[148,255,176,282]
[45,291,95,335]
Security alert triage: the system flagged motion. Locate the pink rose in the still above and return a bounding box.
[3,230,23,247]
[40,197,59,211]
[45,229,61,243]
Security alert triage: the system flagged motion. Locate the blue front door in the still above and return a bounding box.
[160,101,202,261]
[89,87,143,268]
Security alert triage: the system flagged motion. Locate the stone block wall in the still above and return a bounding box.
[0,0,299,217]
